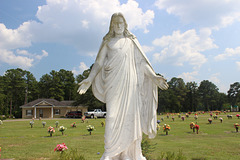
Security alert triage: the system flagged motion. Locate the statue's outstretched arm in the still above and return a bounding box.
[143,61,169,90]
[77,44,108,95]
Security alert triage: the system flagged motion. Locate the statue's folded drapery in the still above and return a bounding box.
[92,37,158,159]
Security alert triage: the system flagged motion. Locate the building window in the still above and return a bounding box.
[54,109,60,115]
[26,110,33,116]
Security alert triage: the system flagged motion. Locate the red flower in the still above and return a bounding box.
[54,143,68,152]
[195,124,199,130]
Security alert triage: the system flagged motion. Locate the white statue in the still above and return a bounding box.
[78,12,168,160]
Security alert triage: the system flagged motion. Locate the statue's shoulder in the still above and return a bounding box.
[101,39,110,48]
[130,36,141,48]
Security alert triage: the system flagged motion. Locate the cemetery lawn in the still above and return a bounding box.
[0,113,239,160]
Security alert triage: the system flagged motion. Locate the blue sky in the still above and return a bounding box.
[0,0,240,93]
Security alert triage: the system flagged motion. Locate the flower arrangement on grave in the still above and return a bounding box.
[178,113,181,118]
[161,117,164,121]
[213,115,218,119]
[236,114,240,119]
[224,111,226,114]
[30,121,34,128]
[71,122,76,128]
[194,115,198,120]
[227,115,232,119]
[190,122,197,133]
[0,120,3,125]
[94,115,98,120]
[172,116,175,121]
[86,125,95,135]
[54,143,68,152]
[219,117,223,123]
[185,113,189,118]
[234,123,239,132]
[48,126,55,137]
[157,123,160,131]
[59,126,67,135]
[82,116,86,123]
[163,124,170,135]
[210,113,213,117]
[101,121,105,127]
[55,121,59,128]
[166,114,169,119]
[208,118,212,124]
[195,124,199,134]
[157,120,161,124]
[181,116,185,121]
[42,121,46,128]
[190,122,195,129]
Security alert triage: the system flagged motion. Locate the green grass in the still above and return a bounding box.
[0,113,240,160]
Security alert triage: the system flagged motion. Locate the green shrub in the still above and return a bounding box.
[0,115,7,120]
[141,134,156,159]
[157,150,187,160]
[53,148,86,160]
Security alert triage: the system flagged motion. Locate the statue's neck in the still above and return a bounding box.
[115,33,124,38]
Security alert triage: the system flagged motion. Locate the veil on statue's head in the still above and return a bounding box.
[103,12,135,41]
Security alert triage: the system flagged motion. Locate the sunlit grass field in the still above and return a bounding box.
[0,112,240,160]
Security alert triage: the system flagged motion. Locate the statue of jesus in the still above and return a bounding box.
[78,12,168,160]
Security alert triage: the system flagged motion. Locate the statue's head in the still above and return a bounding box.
[103,12,135,41]
[109,12,128,36]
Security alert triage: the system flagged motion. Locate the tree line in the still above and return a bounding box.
[0,68,239,118]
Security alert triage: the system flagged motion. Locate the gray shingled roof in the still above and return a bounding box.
[20,98,74,107]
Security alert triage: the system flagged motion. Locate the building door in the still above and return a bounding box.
[39,109,43,118]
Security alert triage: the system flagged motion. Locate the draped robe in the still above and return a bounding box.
[92,37,158,160]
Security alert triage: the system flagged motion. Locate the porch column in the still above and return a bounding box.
[34,106,36,119]
[51,107,53,118]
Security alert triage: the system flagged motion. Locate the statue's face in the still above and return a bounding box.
[113,17,125,35]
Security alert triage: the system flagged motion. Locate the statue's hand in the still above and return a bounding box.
[153,75,169,90]
[77,79,92,95]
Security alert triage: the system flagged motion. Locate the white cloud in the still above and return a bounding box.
[31,0,154,49]
[218,84,229,94]
[72,62,89,75]
[16,49,32,56]
[209,73,221,84]
[214,46,240,61]
[120,0,154,33]
[178,71,199,82]
[141,45,154,53]
[0,49,48,68]
[208,73,229,93]
[0,49,34,69]
[155,0,240,29]
[0,23,31,50]
[153,29,217,68]
[16,49,48,60]
[35,50,49,60]
[87,51,97,57]
[0,0,154,69]
[81,20,89,29]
